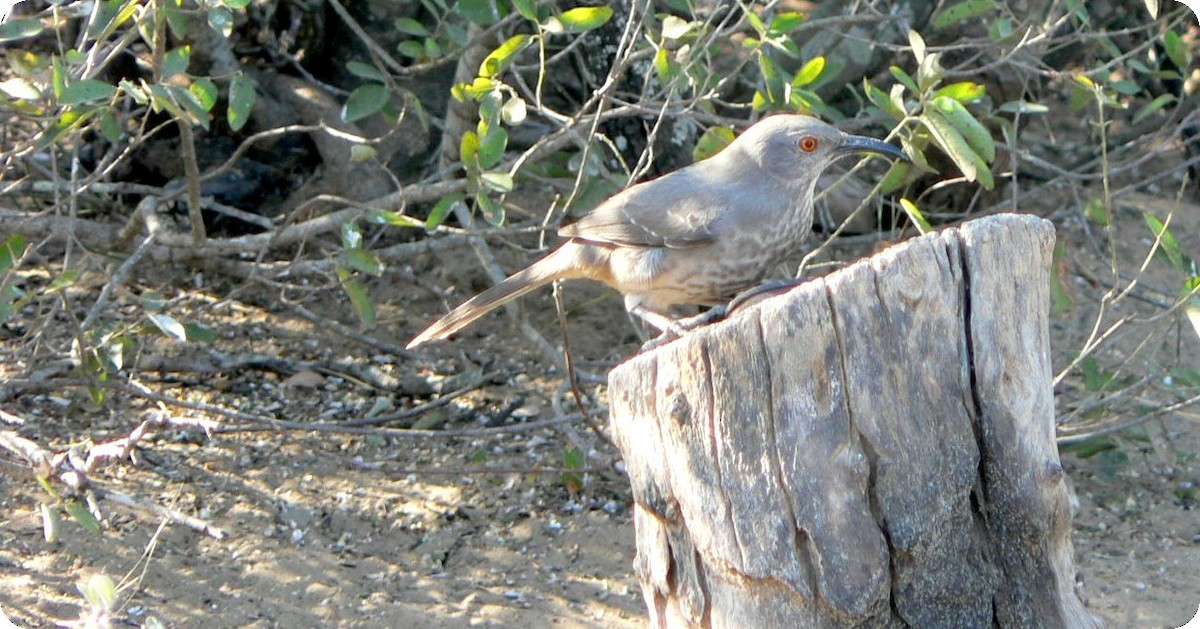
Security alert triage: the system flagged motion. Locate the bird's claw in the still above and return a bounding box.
[635,280,807,354]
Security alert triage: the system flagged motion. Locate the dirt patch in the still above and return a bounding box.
[1,204,1199,627]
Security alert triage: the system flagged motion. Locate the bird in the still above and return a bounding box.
[407,114,907,350]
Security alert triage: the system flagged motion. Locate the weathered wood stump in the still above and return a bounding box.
[608,214,1101,628]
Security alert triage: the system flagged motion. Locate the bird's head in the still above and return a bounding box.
[733,115,908,186]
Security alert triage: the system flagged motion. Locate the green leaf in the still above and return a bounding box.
[757,53,786,109]
[479,89,502,124]
[36,108,94,150]
[0,77,40,100]
[555,6,613,33]
[394,17,430,37]
[1132,93,1176,124]
[207,6,234,38]
[350,144,377,161]
[878,161,919,196]
[457,0,503,25]
[168,84,211,129]
[227,73,255,131]
[997,100,1049,114]
[96,0,139,38]
[0,18,44,43]
[345,248,385,276]
[512,0,539,21]
[458,77,497,100]
[477,124,508,169]
[1145,212,1187,274]
[397,40,425,59]
[365,209,425,228]
[190,77,218,112]
[64,500,102,534]
[426,194,464,230]
[932,0,997,28]
[923,109,990,187]
[929,96,995,162]
[693,125,735,161]
[479,34,532,77]
[183,323,217,343]
[79,574,118,612]
[148,313,188,342]
[460,130,480,163]
[60,80,116,105]
[1110,79,1140,96]
[889,66,919,96]
[768,11,806,35]
[424,37,442,59]
[654,47,677,82]
[338,267,376,327]
[899,198,932,234]
[864,80,905,121]
[51,56,65,100]
[163,2,187,37]
[97,109,122,142]
[1164,30,1189,71]
[933,81,985,103]
[1060,436,1118,459]
[481,171,513,192]
[0,234,28,273]
[988,17,1014,41]
[916,52,944,93]
[224,0,251,7]
[145,84,195,127]
[41,503,60,543]
[161,46,190,79]
[792,56,825,87]
[1084,197,1109,226]
[908,29,926,63]
[746,11,766,36]
[346,60,386,82]
[661,15,693,40]
[342,83,389,123]
[476,192,505,225]
[561,448,584,493]
[45,270,78,293]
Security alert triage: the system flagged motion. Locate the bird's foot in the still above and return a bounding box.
[725,278,806,314]
[634,280,806,353]
[634,307,731,352]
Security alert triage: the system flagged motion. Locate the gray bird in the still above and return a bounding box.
[407,114,906,349]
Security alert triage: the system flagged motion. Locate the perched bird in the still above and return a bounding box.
[407,115,906,349]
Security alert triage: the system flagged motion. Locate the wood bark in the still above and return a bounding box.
[607,214,1102,628]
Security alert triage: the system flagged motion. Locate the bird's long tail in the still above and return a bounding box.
[406,245,582,349]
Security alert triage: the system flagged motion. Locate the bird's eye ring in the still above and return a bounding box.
[799,136,819,152]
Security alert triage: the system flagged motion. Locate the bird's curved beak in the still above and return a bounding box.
[837,134,909,162]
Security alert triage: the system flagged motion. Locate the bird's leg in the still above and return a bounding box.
[624,299,691,352]
[627,302,688,337]
[726,278,807,313]
[669,278,809,333]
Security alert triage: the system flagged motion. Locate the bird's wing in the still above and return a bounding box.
[559,170,729,249]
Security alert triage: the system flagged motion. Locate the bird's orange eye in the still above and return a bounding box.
[799,136,819,152]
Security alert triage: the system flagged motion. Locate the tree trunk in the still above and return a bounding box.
[607,214,1101,628]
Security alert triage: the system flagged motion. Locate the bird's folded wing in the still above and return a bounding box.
[559,172,727,249]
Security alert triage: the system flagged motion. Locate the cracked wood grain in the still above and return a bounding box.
[608,214,1102,629]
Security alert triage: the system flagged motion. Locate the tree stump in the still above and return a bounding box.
[607,214,1101,628]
